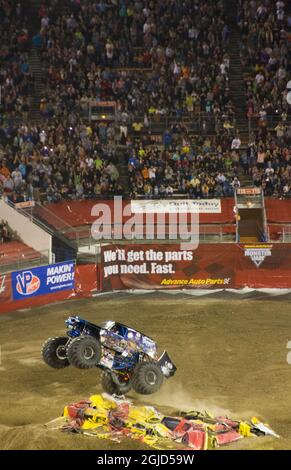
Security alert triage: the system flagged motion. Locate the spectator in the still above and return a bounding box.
[0,221,12,243]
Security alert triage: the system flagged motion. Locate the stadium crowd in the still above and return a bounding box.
[244,128,291,197]
[0,1,33,121]
[0,121,123,202]
[0,0,290,203]
[127,129,243,199]
[38,0,232,120]
[238,0,291,120]
[236,0,291,198]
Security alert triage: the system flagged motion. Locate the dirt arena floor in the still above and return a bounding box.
[1,293,291,450]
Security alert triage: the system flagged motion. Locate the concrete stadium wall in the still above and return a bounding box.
[0,199,52,261]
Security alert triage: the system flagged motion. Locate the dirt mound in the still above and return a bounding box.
[0,295,291,450]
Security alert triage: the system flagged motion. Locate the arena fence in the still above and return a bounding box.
[0,248,50,275]
[0,262,97,315]
[99,243,291,292]
[248,116,291,139]
[21,201,236,247]
[2,241,291,315]
[268,224,291,242]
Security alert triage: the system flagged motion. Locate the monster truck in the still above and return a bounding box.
[42,317,176,396]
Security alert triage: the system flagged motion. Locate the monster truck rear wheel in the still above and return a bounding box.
[67,336,101,369]
[42,337,70,369]
[101,371,132,396]
[132,363,164,395]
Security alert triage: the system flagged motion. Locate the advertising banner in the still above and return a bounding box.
[101,244,235,291]
[11,261,75,301]
[0,263,97,315]
[101,243,291,291]
[131,199,222,214]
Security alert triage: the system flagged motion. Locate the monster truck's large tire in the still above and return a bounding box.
[101,371,132,396]
[67,336,101,369]
[42,337,70,369]
[132,362,164,395]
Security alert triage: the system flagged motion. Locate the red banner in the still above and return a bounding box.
[0,264,98,315]
[3,243,291,314]
[101,244,291,291]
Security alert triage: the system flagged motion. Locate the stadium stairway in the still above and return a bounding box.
[27,0,44,123]
[226,0,249,148]
[115,145,130,197]
[28,49,43,123]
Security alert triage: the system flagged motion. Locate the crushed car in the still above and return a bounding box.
[42,317,176,396]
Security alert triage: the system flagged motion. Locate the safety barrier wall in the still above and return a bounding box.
[39,199,291,228]
[2,242,291,315]
[100,243,291,291]
[0,263,97,315]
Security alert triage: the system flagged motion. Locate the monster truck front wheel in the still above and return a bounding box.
[101,371,132,396]
[67,336,101,369]
[133,363,164,395]
[42,337,70,369]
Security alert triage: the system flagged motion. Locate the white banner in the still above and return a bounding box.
[131,199,221,214]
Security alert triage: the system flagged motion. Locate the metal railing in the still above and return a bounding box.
[0,249,50,275]
[261,190,268,242]
[61,223,236,247]
[283,226,291,242]
[268,224,291,243]
[5,199,55,236]
[37,106,237,136]
[248,115,291,138]
[128,113,237,135]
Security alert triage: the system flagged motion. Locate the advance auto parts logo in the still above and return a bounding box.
[16,271,41,296]
[244,245,273,268]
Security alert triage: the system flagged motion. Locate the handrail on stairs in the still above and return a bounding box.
[261,189,269,242]
[234,188,239,243]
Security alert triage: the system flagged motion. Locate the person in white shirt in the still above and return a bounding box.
[3,177,14,192]
[255,72,265,85]
[143,20,151,34]
[85,157,94,169]
[231,136,241,150]
[166,185,174,197]
[257,4,267,18]
[39,129,47,144]
[11,168,23,188]
[148,167,156,181]
[220,62,228,75]
[277,8,285,21]
[231,177,241,189]
[41,15,49,29]
[265,167,275,177]
[216,172,226,184]
[276,1,285,10]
